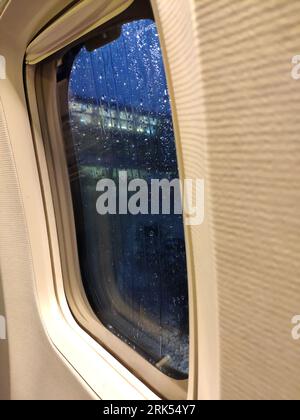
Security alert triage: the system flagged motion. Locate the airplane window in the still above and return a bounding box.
[60,19,189,379]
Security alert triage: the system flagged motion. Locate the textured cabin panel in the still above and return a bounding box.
[0,100,10,400]
[155,0,300,400]
[0,98,92,400]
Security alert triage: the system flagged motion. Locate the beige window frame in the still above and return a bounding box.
[26,0,198,400]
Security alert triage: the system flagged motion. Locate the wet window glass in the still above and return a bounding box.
[62,19,189,379]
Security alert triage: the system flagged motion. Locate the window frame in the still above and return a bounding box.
[28,0,197,400]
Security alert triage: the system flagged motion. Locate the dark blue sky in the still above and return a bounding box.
[69,19,171,116]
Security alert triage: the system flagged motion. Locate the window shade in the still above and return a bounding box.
[26,0,134,65]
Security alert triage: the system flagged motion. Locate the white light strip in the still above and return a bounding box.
[0,0,10,19]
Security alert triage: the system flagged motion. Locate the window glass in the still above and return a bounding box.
[63,19,189,379]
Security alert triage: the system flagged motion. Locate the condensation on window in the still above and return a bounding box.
[66,19,189,379]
